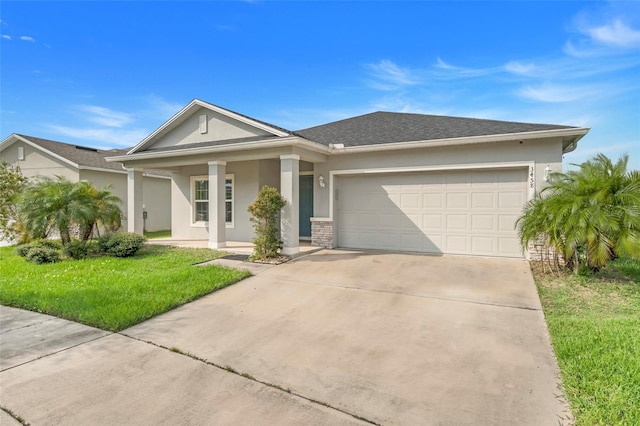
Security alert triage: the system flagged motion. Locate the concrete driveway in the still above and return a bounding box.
[0,250,571,425]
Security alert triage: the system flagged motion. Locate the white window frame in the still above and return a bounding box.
[190,174,234,228]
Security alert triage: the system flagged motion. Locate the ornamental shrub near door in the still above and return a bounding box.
[248,186,287,261]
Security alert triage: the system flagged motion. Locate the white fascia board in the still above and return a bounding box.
[128,99,291,155]
[6,134,80,170]
[330,127,591,154]
[107,136,329,162]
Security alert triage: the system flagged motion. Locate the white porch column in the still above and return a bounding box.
[280,154,300,255]
[208,161,226,249]
[127,168,144,234]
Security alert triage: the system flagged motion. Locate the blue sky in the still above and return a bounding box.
[1,1,639,169]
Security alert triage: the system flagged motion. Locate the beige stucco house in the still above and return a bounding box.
[107,99,589,258]
[0,134,171,233]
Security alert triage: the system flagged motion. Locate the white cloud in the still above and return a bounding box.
[365,60,420,90]
[20,35,35,42]
[504,61,536,76]
[1,34,10,40]
[432,57,498,78]
[517,83,612,103]
[145,95,183,119]
[76,105,133,128]
[46,125,148,148]
[586,20,640,48]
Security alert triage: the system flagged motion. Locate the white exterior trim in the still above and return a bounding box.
[330,128,590,155]
[107,136,326,162]
[328,161,534,221]
[190,174,235,228]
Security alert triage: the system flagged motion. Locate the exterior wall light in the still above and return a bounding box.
[544,165,551,182]
[318,175,325,188]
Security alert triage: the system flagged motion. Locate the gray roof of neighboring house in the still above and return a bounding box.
[16,134,130,172]
[15,135,172,176]
[294,111,580,147]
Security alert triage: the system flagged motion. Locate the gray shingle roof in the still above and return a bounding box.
[295,111,579,147]
[17,134,129,172]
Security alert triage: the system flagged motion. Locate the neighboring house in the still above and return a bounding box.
[107,99,589,258]
[0,134,171,233]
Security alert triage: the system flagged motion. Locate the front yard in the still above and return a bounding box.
[534,258,640,425]
[0,245,250,331]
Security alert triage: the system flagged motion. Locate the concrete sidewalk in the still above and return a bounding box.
[0,305,110,371]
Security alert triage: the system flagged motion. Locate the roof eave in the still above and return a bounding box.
[330,127,591,154]
[107,136,329,162]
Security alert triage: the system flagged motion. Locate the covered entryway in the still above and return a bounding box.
[337,168,528,257]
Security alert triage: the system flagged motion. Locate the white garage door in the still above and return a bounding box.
[337,168,528,257]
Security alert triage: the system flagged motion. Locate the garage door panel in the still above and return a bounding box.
[400,193,420,209]
[498,238,522,256]
[445,214,467,230]
[471,214,494,231]
[471,236,495,254]
[498,191,525,208]
[422,193,444,208]
[498,214,519,232]
[338,169,526,257]
[471,192,495,208]
[445,235,469,252]
[446,193,468,208]
[422,214,443,230]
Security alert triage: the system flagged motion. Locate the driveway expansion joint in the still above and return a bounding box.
[0,332,112,373]
[0,317,56,335]
[267,275,542,311]
[119,332,380,426]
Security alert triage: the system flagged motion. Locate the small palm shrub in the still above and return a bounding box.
[25,246,60,264]
[99,232,146,258]
[518,153,639,273]
[248,186,287,261]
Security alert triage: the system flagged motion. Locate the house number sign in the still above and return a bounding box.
[529,166,535,190]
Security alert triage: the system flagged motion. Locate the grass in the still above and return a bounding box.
[533,258,640,425]
[0,244,249,332]
[144,229,171,239]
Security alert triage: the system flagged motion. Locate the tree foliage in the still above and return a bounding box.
[247,185,287,260]
[518,153,640,272]
[18,176,123,245]
[0,161,29,242]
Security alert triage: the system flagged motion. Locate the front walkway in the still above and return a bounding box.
[147,238,321,257]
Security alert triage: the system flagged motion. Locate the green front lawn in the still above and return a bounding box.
[0,245,249,331]
[534,258,640,425]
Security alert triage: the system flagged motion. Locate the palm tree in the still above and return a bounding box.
[78,182,122,240]
[19,177,123,244]
[517,153,640,272]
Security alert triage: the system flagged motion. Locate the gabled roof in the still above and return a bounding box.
[0,134,172,177]
[295,111,583,148]
[129,99,292,154]
[1,134,129,172]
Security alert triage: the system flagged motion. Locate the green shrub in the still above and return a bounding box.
[98,232,146,258]
[25,246,60,264]
[15,239,62,258]
[15,244,31,257]
[64,239,89,260]
[36,239,62,250]
[247,186,287,260]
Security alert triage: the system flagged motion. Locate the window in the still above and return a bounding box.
[191,175,234,226]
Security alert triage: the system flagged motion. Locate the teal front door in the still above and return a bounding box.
[299,175,314,238]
